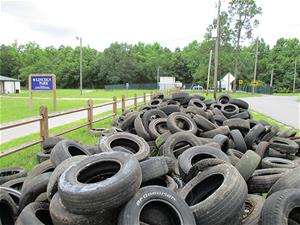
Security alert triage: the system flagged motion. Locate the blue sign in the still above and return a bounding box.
[31,76,53,91]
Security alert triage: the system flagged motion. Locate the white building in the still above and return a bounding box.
[221,73,236,91]
[159,76,176,90]
[0,75,21,94]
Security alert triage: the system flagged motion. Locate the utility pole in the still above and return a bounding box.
[293,60,297,93]
[252,37,259,93]
[157,66,160,90]
[213,0,221,100]
[76,36,83,95]
[270,68,274,88]
[206,50,213,96]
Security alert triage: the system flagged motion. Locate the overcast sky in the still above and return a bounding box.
[1,0,299,51]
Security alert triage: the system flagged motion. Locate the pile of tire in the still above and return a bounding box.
[1,92,300,225]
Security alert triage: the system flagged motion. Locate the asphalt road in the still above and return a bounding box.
[240,95,300,129]
[0,97,149,144]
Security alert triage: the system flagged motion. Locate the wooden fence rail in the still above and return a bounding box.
[0,93,154,158]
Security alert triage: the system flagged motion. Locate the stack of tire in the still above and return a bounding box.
[1,92,299,225]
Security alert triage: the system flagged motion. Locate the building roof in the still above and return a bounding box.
[0,75,19,81]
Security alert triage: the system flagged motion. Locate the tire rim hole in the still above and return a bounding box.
[110,138,139,154]
[0,170,20,177]
[77,161,120,184]
[140,201,182,225]
[185,174,224,206]
[176,118,190,130]
[289,207,300,223]
[141,177,168,188]
[0,202,15,225]
[68,146,87,156]
[35,209,53,225]
[191,154,215,166]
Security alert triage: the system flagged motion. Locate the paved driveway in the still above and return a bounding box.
[240,96,300,129]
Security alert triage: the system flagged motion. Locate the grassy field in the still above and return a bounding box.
[0,96,105,123]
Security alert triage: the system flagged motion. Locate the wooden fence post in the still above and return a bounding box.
[143,92,146,104]
[40,105,49,148]
[113,96,117,117]
[87,99,93,130]
[121,95,126,113]
[150,91,153,100]
[134,93,138,110]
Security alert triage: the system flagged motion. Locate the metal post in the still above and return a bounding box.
[293,60,297,93]
[121,95,125,113]
[113,96,117,117]
[206,50,213,96]
[52,74,57,111]
[134,93,138,110]
[80,38,83,95]
[150,91,153,100]
[270,69,274,87]
[157,67,160,90]
[227,73,230,94]
[253,37,259,93]
[143,93,146,104]
[40,106,49,148]
[87,99,93,129]
[213,0,221,100]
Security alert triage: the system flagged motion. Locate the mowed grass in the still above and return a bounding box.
[0,112,115,171]
[0,96,105,123]
[6,89,153,99]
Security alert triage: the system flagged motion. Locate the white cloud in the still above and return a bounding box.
[0,0,299,51]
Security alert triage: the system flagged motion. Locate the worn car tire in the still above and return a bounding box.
[0,192,18,224]
[244,124,265,149]
[161,132,201,159]
[260,189,300,225]
[19,172,51,212]
[47,156,87,200]
[267,167,300,197]
[140,157,176,183]
[50,140,91,166]
[50,193,115,225]
[201,126,230,138]
[2,177,26,191]
[148,118,169,139]
[179,163,247,225]
[118,185,196,225]
[178,146,230,180]
[242,194,264,225]
[229,98,249,109]
[58,152,142,214]
[230,129,247,153]
[0,168,27,185]
[247,168,290,193]
[235,150,261,181]
[261,157,298,169]
[100,132,150,161]
[167,112,197,134]
[193,114,217,131]
[269,137,299,154]
[16,202,52,225]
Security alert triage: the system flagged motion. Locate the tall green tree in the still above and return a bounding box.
[228,0,262,89]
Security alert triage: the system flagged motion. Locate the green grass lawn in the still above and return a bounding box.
[6,89,153,99]
[273,92,300,96]
[0,96,105,123]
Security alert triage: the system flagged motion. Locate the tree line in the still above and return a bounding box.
[1,0,299,92]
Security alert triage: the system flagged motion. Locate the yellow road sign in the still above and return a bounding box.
[239,80,244,85]
[251,81,258,86]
